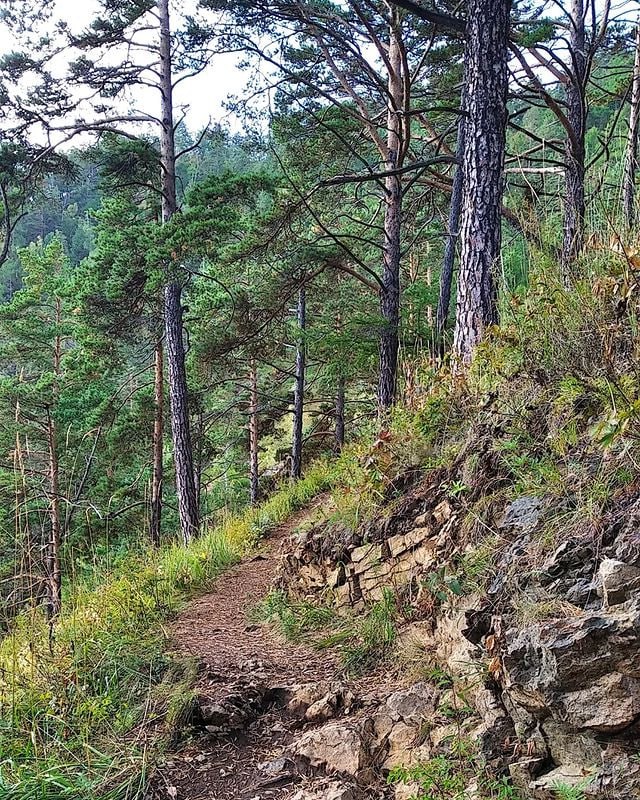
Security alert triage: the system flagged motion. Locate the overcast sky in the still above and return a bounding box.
[0,0,249,136]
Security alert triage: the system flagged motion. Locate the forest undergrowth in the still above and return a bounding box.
[0,462,337,799]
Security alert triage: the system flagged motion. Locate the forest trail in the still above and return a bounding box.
[148,499,345,800]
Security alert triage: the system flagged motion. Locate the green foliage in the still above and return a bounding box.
[257,585,398,675]
[341,588,398,674]
[0,464,332,797]
[254,589,337,640]
[387,740,521,800]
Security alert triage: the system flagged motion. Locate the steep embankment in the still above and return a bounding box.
[148,259,640,800]
[150,395,640,800]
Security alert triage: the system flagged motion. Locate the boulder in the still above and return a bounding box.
[598,558,640,607]
[503,601,640,733]
[386,682,439,725]
[292,721,370,777]
[499,496,543,532]
[285,682,331,717]
[529,764,596,799]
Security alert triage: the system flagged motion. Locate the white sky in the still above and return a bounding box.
[0,0,249,137]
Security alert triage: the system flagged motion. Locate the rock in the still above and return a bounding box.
[351,543,381,564]
[541,720,601,767]
[258,756,294,776]
[386,682,438,725]
[382,722,421,769]
[325,786,355,800]
[564,577,599,607]
[529,764,596,799]
[598,558,640,607]
[304,686,356,724]
[393,781,422,800]
[292,721,369,777]
[306,695,338,724]
[433,500,452,525]
[503,601,640,733]
[499,496,543,532]
[285,682,331,716]
[291,781,355,800]
[615,526,640,567]
[199,682,266,733]
[597,746,640,799]
[540,541,595,585]
[429,722,458,750]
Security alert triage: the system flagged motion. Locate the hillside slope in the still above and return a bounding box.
[149,255,640,800]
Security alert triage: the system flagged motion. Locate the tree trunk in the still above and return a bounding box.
[165,283,199,544]
[248,357,259,505]
[452,0,510,365]
[436,109,466,355]
[158,0,198,543]
[562,0,587,274]
[335,375,345,452]
[45,297,62,618]
[150,338,163,547]
[45,405,61,619]
[378,11,404,410]
[623,21,640,230]
[291,287,306,480]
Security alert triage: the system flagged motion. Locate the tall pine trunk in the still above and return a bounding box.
[436,109,466,355]
[378,12,403,409]
[452,0,510,364]
[158,0,198,543]
[291,288,306,480]
[248,358,259,505]
[150,338,163,547]
[45,297,62,618]
[562,0,587,274]
[623,21,640,230]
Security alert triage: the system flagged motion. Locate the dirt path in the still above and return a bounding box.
[148,501,342,800]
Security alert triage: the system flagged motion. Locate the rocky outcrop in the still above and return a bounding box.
[274,469,640,799]
[278,471,455,610]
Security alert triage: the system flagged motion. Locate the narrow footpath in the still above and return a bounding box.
[147,502,347,800]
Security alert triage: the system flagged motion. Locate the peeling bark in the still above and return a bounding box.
[452,0,510,365]
[158,0,198,542]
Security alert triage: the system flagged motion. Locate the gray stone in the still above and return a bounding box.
[386,682,438,725]
[598,558,640,607]
[529,764,596,799]
[499,496,543,531]
[540,720,601,768]
[504,601,640,732]
[258,756,293,776]
[540,541,595,585]
[292,721,369,777]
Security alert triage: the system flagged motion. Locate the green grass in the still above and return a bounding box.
[0,460,338,800]
[257,586,399,675]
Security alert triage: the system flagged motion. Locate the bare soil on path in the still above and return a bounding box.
[147,501,344,800]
